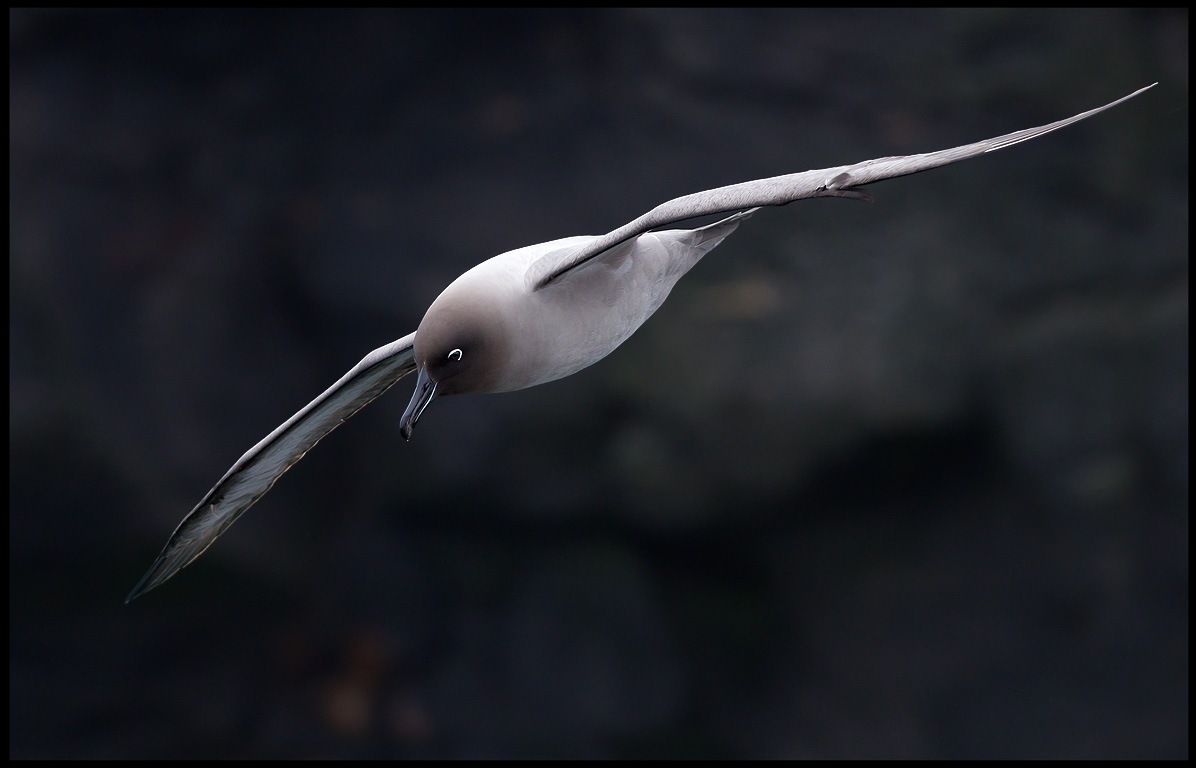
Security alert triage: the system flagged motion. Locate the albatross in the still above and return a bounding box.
[126,83,1156,603]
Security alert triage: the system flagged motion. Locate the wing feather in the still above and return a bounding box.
[528,84,1156,290]
[126,332,417,602]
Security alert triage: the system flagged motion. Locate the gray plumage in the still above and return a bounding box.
[126,84,1155,603]
[126,334,416,601]
[527,83,1155,288]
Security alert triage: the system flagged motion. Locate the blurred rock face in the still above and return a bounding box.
[10,8,1187,759]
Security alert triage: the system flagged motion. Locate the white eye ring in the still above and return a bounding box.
[448,348,463,361]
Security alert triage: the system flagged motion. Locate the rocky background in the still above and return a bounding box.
[9,9,1187,759]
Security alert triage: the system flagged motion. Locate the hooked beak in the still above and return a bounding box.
[400,364,437,441]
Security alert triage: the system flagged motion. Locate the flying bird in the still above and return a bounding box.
[126,83,1156,603]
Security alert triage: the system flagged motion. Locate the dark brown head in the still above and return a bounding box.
[399,284,510,440]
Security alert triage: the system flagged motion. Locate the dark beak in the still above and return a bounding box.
[400,364,437,441]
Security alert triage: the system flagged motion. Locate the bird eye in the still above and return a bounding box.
[447,348,463,362]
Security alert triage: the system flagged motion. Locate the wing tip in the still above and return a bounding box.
[124,546,184,603]
[124,569,157,604]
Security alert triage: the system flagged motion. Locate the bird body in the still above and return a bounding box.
[126,84,1156,603]
[418,212,752,396]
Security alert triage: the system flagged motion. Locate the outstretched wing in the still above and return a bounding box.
[527,83,1156,290]
[126,332,418,602]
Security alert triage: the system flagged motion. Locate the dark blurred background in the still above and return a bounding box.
[9,8,1187,759]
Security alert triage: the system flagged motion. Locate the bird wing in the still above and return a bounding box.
[126,332,418,602]
[526,83,1156,291]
